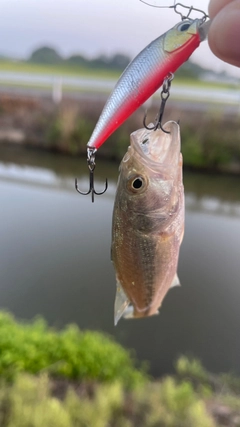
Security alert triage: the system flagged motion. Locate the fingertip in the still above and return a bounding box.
[208,0,233,19]
[208,4,240,67]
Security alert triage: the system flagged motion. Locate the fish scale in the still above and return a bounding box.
[139,237,156,305]
[115,224,156,312]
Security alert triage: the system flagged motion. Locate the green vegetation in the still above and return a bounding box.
[44,104,240,173]
[0,59,121,79]
[180,113,240,172]
[0,358,240,426]
[175,60,209,80]
[1,91,240,173]
[2,44,236,90]
[29,46,131,71]
[30,46,63,65]
[44,102,141,158]
[26,45,214,82]
[0,374,216,427]
[0,57,234,90]
[0,311,239,425]
[0,46,131,80]
[0,311,146,388]
[176,356,210,385]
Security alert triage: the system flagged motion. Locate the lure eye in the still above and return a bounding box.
[177,22,191,32]
[127,175,147,193]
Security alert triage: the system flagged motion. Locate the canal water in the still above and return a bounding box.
[0,144,240,377]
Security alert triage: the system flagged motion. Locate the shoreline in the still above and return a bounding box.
[0,91,240,175]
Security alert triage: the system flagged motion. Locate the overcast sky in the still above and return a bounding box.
[1,0,240,78]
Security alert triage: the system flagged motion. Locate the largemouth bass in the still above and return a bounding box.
[111,121,184,325]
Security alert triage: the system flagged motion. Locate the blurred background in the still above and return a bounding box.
[0,0,240,380]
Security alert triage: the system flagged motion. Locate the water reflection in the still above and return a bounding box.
[0,145,240,377]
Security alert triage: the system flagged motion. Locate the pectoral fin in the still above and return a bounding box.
[114,279,130,326]
[170,274,181,288]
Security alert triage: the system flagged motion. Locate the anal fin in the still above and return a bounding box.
[114,279,130,326]
[122,305,134,319]
[124,307,160,320]
[170,273,181,288]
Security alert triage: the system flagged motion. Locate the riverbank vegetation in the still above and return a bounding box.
[0,311,239,426]
[0,93,240,174]
[48,103,240,174]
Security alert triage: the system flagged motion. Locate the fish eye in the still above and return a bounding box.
[127,175,147,193]
[177,22,191,32]
[132,177,143,189]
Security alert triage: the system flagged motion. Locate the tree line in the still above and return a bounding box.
[29,46,131,71]
[29,45,222,80]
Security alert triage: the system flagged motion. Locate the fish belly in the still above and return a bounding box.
[112,211,181,322]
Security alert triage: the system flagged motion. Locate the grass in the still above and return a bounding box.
[172,75,237,90]
[0,59,121,79]
[0,80,111,95]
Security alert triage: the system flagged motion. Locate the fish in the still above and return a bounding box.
[87,18,210,151]
[111,121,184,325]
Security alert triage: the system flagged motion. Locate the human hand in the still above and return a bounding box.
[208,0,240,67]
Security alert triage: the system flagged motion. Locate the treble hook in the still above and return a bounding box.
[75,147,108,203]
[143,72,174,134]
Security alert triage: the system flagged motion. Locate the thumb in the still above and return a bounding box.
[208,0,240,67]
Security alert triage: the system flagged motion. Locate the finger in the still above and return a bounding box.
[208,0,240,67]
[208,0,235,18]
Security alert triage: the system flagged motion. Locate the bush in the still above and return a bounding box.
[0,373,217,427]
[0,311,239,426]
[180,114,240,171]
[0,311,146,388]
[175,356,209,384]
[131,378,215,427]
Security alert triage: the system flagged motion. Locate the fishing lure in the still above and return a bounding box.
[87,19,205,151]
[76,5,210,202]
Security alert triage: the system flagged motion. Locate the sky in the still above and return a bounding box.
[1,0,240,78]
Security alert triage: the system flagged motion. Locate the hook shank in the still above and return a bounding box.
[143,72,174,133]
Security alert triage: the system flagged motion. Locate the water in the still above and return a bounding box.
[0,144,240,377]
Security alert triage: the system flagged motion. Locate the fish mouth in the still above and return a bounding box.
[198,19,211,42]
[129,120,181,171]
